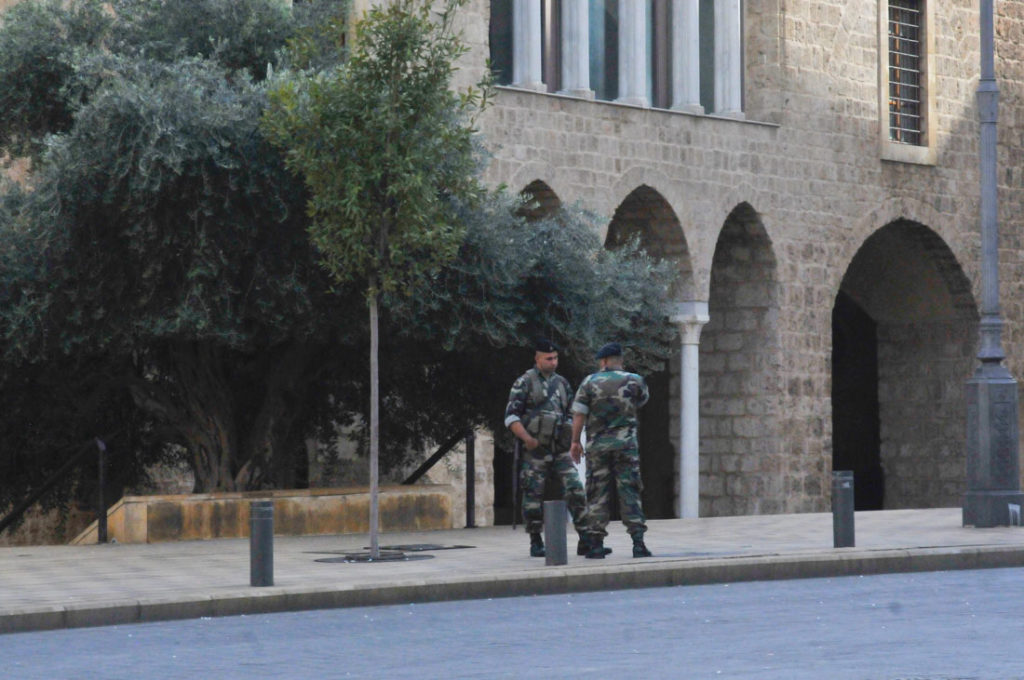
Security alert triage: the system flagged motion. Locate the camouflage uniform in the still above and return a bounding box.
[572,369,650,539]
[504,368,588,534]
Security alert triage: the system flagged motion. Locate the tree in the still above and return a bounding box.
[264,0,489,556]
[0,0,353,496]
[378,196,677,451]
[0,0,676,530]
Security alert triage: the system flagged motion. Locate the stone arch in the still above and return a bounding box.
[605,184,696,300]
[604,184,695,520]
[830,195,973,297]
[699,202,783,516]
[832,219,978,510]
[518,179,562,221]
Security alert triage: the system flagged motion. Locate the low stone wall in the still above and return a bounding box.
[71,485,454,545]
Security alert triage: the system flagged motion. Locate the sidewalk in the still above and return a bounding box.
[2,507,1024,635]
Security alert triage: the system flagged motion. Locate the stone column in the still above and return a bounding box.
[559,0,594,98]
[671,302,709,518]
[616,0,650,107]
[513,0,545,91]
[671,0,703,113]
[713,0,743,118]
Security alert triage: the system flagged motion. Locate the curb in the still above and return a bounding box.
[4,544,1024,635]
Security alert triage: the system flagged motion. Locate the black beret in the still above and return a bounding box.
[533,337,560,353]
[595,342,623,359]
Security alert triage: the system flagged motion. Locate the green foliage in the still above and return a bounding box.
[0,0,353,497]
[109,0,293,77]
[376,196,676,453]
[0,0,349,162]
[0,0,674,509]
[397,195,675,369]
[12,57,329,356]
[264,0,489,297]
[0,0,110,158]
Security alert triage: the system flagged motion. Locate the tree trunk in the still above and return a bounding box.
[369,284,381,559]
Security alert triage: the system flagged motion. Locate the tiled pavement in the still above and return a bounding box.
[2,507,1024,634]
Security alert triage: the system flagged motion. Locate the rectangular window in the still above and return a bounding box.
[878,0,933,164]
[888,0,922,145]
[589,1,619,101]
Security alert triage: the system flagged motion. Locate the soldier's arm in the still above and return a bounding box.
[505,376,539,450]
[569,413,586,464]
[637,376,650,408]
[569,380,591,463]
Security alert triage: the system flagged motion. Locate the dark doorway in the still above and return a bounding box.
[639,370,675,518]
[831,290,884,510]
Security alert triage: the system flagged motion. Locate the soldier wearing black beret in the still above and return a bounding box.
[503,338,593,557]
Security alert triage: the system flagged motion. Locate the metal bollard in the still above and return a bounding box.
[543,500,568,566]
[832,470,855,548]
[250,500,274,587]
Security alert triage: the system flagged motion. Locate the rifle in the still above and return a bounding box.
[512,439,521,530]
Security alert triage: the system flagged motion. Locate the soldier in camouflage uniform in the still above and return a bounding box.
[505,338,592,557]
[570,342,652,559]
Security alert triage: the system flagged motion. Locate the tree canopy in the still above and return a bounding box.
[0,0,353,499]
[0,0,676,521]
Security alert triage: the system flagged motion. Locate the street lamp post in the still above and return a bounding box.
[963,0,1024,527]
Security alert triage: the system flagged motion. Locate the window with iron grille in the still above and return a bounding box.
[888,0,923,145]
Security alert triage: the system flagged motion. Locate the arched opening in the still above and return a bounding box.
[699,203,781,516]
[833,220,977,509]
[518,180,562,221]
[605,185,693,519]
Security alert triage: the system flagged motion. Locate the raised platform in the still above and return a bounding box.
[71,485,454,545]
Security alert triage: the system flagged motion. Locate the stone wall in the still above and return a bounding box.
[309,426,495,528]
[878,320,976,509]
[456,1,1024,515]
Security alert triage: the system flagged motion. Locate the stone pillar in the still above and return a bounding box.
[713,0,743,118]
[513,0,545,91]
[671,0,703,113]
[671,302,709,518]
[616,0,650,107]
[559,0,593,98]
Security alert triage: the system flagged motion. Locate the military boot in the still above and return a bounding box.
[529,532,545,557]
[586,536,608,559]
[578,532,611,556]
[632,534,652,558]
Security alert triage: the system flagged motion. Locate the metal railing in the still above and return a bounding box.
[402,428,476,528]
[0,435,114,541]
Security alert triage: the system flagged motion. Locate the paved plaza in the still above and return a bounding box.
[2,508,1024,634]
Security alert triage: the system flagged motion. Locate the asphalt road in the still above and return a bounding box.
[4,567,1024,679]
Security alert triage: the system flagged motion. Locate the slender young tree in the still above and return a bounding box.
[264,0,489,557]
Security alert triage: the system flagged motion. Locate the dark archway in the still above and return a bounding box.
[518,180,562,221]
[834,220,978,509]
[605,185,693,519]
[699,203,781,516]
[832,291,883,510]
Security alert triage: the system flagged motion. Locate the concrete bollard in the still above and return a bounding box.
[543,500,568,566]
[250,500,274,587]
[832,470,855,548]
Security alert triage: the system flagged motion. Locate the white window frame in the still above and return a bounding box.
[878,0,935,165]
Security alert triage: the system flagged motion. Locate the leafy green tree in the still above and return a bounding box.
[264,0,489,555]
[0,0,352,497]
[0,0,675,534]
[380,196,677,449]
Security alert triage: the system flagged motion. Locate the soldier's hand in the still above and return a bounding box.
[524,435,540,451]
[570,442,583,464]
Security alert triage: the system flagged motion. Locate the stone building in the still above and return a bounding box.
[6,0,1024,538]
[441,0,1024,520]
